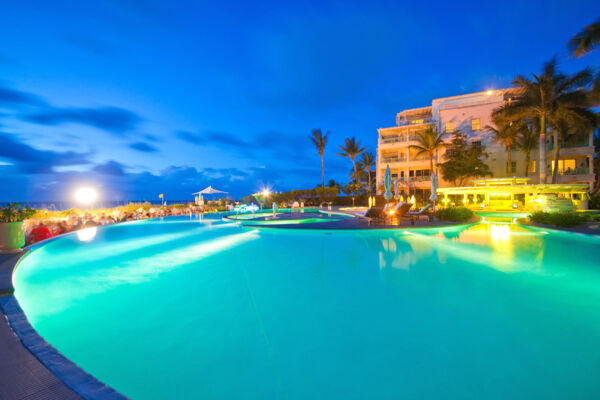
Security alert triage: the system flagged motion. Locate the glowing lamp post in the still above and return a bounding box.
[75,187,98,208]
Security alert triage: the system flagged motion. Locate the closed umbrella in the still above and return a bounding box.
[429,173,438,203]
[384,165,392,201]
[394,178,399,200]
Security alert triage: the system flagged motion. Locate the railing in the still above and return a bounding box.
[561,167,590,175]
[381,157,401,163]
[397,118,435,126]
[547,137,590,151]
[380,137,403,144]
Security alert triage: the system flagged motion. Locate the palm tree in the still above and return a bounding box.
[486,114,518,175]
[493,58,594,183]
[337,137,367,184]
[358,151,376,192]
[568,18,600,57]
[408,127,447,175]
[515,121,538,177]
[550,111,598,183]
[309,129,330,188]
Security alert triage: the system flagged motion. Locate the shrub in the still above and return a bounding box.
[529,211,591,227]
[0,203,37,223]
[590,193,600,210]
[436,207,474,222]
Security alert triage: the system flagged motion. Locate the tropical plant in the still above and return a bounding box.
[408,127,447,175]
[337,137,367,184]
[436,207,474,222]
[514,121,538,177]
[486,114,518,175]
[0,203,36,223]
[309,129,330,188]
[529,211,590,227]
[568,18,600,58]
[358,151,376,192]
[494,58,595,183]
[349,164,366,184]
[440,130,492,186]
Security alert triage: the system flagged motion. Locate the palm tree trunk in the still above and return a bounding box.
[367,168,372,192]
[539,115,547,183]
[351,158,358,184]
[507,145,512,175]
[551,133,560,184]
[525,151,530,177]
[321,155,325,188]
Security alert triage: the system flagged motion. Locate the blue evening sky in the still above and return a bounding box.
[1,0,599,201]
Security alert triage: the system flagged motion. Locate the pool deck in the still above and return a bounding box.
[0,252,125,400]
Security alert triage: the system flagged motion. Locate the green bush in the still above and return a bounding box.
[1,203,37,223]
[436,207,474,222]
[590,193,600,210]
[529,211,591,227]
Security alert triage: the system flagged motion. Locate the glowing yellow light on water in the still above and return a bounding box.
[76,227,97,242]
[75,187,97,204]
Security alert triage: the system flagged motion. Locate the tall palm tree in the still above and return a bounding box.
[493,58,594,183]
[309,129,330,188]
[568,18,600,57]
[358,151,375,192]
[486,114,518,175]
[515,121,538,177]
[337,137,367,184]
[408,127,447,175]
[550,111,598,183]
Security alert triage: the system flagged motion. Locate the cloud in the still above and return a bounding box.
[25,106,142,134]
[93,161,126,176]
[129,142,158,152]
[0,86,45,107]
[176,130,248,148]
[0,132,92,173]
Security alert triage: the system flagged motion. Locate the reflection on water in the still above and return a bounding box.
[376,222,548,274]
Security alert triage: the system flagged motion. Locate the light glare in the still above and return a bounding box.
[75,187,97,204]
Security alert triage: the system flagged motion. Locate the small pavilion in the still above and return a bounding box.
[437,177,590,211]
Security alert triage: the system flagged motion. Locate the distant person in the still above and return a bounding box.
[30,222,53,243]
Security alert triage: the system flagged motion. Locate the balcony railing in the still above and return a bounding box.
[381,157,401,163]
[397,118,435,126]
[547,137,590,151]
[560,167,590,175]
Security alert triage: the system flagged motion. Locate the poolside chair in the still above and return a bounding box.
[363,207,386,225]
[403,203,433,224]
[390,202,412,225]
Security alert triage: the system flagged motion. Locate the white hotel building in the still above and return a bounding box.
[375,90,595,197]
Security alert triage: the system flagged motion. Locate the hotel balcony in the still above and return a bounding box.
[555,168,594,184]
[396,118,436,127]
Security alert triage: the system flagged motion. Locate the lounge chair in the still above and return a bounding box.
[363,207,386,225]
[403,203,434,223]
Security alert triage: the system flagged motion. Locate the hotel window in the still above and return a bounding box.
[445,121,455,133]
[411,119,424,124]
[528,160,536,173]
[472,141,481,150]
[471,118,481,131]
[510,161,516,173]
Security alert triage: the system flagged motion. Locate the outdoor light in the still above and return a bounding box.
[262,189,271,196]
[486,90,493,95]
[75,187,97,204]
[512,204,518,209]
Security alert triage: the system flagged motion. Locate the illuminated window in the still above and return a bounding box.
[471,118,481,131]
[551,159,576,173]
[528,160,535,173]
[445,121,455,132]
[472,141,481,149]
[411,119,424,124]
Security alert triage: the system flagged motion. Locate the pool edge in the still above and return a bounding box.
[0,250,128,400]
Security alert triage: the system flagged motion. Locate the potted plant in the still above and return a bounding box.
[0,203,36,253]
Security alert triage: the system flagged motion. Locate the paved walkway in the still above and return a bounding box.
[0,252,83,400]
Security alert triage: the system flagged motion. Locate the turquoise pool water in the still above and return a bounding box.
[13,217,600,399]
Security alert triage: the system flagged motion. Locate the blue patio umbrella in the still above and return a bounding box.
[384,165,393,200]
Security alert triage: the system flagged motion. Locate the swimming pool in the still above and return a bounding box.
[12,217,600,399]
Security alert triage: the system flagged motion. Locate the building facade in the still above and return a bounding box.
[376,89,595,196]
